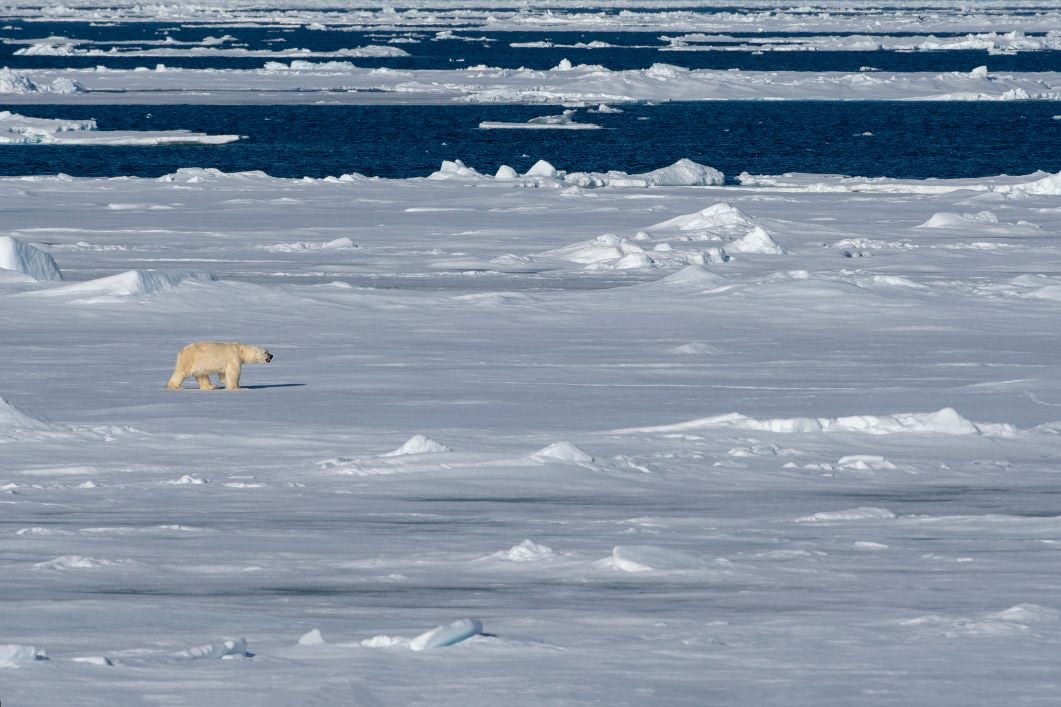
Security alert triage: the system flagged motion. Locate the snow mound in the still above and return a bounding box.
[297,629,325,646]
[0,236,63,281]
[409,618,483,651]
[494,164,519,179]
[34,555,116,570]
[0,395,56,436]
[991,604,1060,623]
[836,455,899,471]
[381,434,452,457]
[646,202,755,237]
[0,644,48,667]
[726,226,787,255]
[608,545,702,572]
[565,159,723,188]
[541,233,648,267]
[530,441,594,463]
[617,407,1007,436]
[797,507,897,522]
[495,539,559,562]
[427,159,487,181]
[361,635,408,648]
[918,210,1000,228]
[166,475,208,485]
[174,638,248,660]
[34,270,215,302]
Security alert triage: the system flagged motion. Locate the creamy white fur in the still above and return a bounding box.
[166,341,271,391]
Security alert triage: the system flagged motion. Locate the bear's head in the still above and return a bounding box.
[241,344,273,364]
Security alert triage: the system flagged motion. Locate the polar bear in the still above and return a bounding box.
[166,341,272,391]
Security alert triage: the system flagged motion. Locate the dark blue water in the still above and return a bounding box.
[2,102,1057,180]
[0,22,1058,73]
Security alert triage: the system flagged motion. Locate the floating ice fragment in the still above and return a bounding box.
[409,618,483,651]
[381,434,452,457]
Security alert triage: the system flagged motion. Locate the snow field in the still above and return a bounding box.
[2,163,1061,704]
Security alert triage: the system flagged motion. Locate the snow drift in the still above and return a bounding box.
[0,235,63,281]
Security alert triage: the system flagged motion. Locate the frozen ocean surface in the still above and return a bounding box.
[2,2,1061,706]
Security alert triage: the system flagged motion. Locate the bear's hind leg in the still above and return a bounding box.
[196,375,217,391]
[166,365,187,390]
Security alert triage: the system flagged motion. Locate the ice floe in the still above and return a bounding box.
[479,109,601,130]
[0,111,241,146]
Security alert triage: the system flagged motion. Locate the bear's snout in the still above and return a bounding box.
[264,352,273,363]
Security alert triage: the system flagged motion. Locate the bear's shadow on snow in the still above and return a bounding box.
[239,383,306,390]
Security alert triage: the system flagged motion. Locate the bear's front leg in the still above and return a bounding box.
[223,363,242,391]
[196,375,217,391]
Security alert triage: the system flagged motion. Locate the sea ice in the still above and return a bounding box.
[479,109,601,130]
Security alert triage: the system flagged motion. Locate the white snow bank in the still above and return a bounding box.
[0,68,83,94]
[381,434,452,457]
[0,111,240,146]
[0,235,62,281]
[32,270,216,302]
[797,507,898,522]
[646,202,754,236]
[0,645,47,667]
[837,455,899,471]
[615,407,1013,436]
[34,555,118,570]
[739,170,1061,195]
[157,168,272,184]
[530,441,594,463]
[409,618,483,651]
[174,638,248,660]
[918,210,1000,228]
[607,545,703,572]
[427,159,487,181]
[565,159,724,188]
[0,394,57,437]
[494,539,559,562]
[480,109,600,130]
